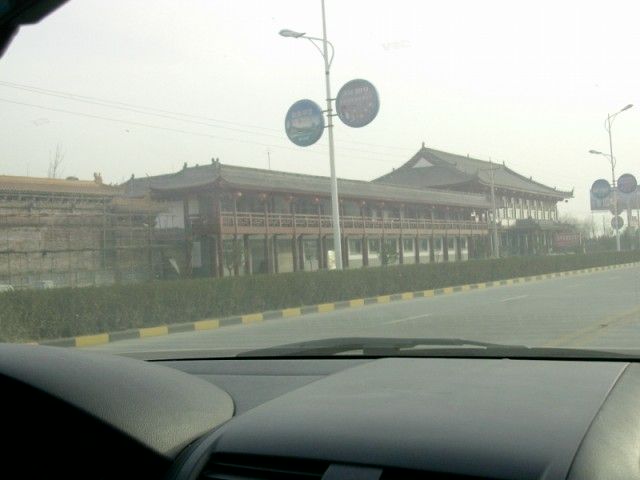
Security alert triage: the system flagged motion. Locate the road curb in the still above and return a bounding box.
[36,261,640,348]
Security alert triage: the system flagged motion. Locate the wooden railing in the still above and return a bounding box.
[192,212,489,234]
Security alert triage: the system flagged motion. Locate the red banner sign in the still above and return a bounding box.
[553,232,581,249]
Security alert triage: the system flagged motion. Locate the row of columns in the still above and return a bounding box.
[203,233,479,277]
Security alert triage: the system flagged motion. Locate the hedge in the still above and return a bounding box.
[1,251,639,343]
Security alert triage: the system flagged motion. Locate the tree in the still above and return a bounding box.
[223,239,244,276]
[559,213,594,238]
[47,143,65,178]
[379,240,398,266]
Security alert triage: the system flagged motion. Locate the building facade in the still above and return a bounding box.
[0,174,162,288]
[125,145,573,278]
[375,145,573,256]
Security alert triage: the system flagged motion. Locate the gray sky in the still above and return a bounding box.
[1,0,639,222]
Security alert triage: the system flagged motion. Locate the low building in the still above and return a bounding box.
[0,174,162,288]
[124,144,574,278]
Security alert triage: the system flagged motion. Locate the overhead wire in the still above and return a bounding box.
[0,80,412,159]
[0,97,405,166]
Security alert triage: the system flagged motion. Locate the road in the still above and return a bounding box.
[87,265,640,356]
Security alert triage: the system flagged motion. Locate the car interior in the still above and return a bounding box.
[3,2,640,480]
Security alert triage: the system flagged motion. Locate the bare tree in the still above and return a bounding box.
[47,144,65,178]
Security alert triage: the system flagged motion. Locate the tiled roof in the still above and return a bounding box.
[124,162,490,209]
[375,146,573,198]
[0,175,120,196]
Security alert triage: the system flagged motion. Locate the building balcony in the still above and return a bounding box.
[189,212,489,237]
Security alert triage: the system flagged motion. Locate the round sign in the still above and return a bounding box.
[591,179,611,199]
[285,99,325,147]
[335,79,380,128]
[611,215,624,230]
[617,173,638,194]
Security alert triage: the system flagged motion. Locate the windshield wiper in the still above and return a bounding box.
[238,336,634,359]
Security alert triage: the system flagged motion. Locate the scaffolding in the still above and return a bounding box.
[0,191,171,288]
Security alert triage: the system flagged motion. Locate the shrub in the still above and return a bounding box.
[1,251,638,343]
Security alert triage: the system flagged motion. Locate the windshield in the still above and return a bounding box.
[1,0,639,358]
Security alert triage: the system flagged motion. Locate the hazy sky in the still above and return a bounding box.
[1,0,639,221]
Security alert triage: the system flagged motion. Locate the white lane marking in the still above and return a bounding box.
[500,295,529,303]
[386,313,432,325]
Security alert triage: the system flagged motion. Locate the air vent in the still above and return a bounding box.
[200,453,328,480]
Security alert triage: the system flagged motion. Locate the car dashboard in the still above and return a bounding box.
[2,343,640,480]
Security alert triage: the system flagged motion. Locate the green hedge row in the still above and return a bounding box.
[1,251,639,343]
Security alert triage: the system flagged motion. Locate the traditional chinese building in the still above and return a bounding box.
[375,144,574,255]
[124,144,573,278]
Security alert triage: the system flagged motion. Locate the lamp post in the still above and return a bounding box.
[589,149,619,249]
[590,104,632,252]
[279,0,343,269]
[589,103,633,252]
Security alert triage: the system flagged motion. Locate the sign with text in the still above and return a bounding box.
[553,232,581,249]
[611,215,624,230]
[336,79,380,128]
[617,173,637,194]
[590,178,612,211]
[285,99,325,147]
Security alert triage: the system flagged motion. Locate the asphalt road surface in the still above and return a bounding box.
[88,265,640,356]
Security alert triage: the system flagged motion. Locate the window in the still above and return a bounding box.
[447,238,455,249]
[348,238,362,254]
[403,238,414,252]
[368,239,380,253]
[420,238,429,251]
[434,238,443,250]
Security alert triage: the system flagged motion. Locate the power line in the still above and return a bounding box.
[0,97,404,166]
[0,80,411,159]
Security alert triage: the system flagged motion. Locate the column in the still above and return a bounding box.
[318,236,324,269]
[342,235,349,268]
[243,235,251,275]
[298,235,305,271]
[362,235,369,267]
[233,235,240,276]
[216,233,224,277]
[272,235,279,273]
[291,235,298,272]
[210,235,219,278]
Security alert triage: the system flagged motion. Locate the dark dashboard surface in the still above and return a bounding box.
[4,345,640,480]
[165,357,633,480]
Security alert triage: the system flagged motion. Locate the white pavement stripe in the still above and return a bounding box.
[386,313,432,325]
[500,295,529,303]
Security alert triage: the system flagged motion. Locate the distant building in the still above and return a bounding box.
[124,144,574,278]
[374,144,574,256]
[0,174,161,288]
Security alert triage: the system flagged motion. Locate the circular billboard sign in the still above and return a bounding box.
[285,99,325,147]
[591,179,611,199]
[617,173,638,194]
[336,79,380,128]
[611,215,624,230]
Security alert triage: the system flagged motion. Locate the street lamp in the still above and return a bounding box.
[590,103,633,251]
[279,0,343,270]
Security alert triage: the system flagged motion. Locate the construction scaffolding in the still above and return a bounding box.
[0,179,176,288]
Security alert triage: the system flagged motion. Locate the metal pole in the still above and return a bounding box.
[607,114,621,251]
[321,0,342,269]
[489,159,499,258]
